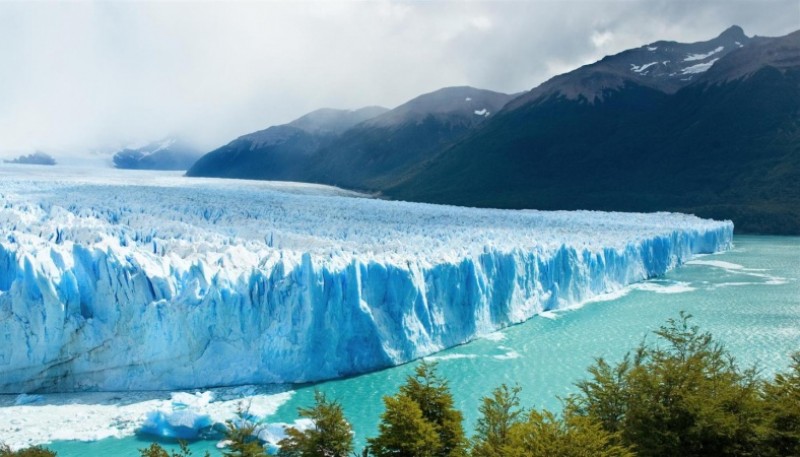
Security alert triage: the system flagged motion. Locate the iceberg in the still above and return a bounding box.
[0,167,733,392]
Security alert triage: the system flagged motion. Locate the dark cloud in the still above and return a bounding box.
[0,0,796,157]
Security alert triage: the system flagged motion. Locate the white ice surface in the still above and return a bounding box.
[0,387,293,451]
[0,166,732,392]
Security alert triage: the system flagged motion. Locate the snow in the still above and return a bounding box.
[0,166,733,393]
[681,58,719,74]
[683,46,724,62]
[474,108,489,116]
[630,62,658,73]
[647,46,658,51]
[465,97,472,101]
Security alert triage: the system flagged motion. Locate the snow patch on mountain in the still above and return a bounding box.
[681,58,720,74]
[631,62,659,73]
[684,46,724,61]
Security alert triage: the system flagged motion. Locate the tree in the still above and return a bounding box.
[221,419,267,457]
[277,391,354,457]
[398,361,467,457]
[504,408,634,457]
[762,352,800,456]
[138,441,210,457]
[366,394,441,457]
[0,445,57,457]
[572,312,764,457]
[471,384,524,457]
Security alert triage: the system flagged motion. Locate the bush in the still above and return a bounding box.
[0,445,57,457]
[571,312,765,456]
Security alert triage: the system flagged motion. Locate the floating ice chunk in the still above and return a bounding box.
[0,387,293,451]
[686,259,746,270]
[493,347,521,360]
[481,332,506,342]
[632,281,695,294]
[424,353,480,362]
[538,310,559,319]
[138,410,213,439]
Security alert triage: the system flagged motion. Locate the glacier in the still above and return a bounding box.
[0,166,733,392]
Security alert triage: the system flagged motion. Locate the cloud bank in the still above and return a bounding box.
[0,0,796,156]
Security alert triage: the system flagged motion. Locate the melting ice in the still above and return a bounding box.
[0,167,733,392]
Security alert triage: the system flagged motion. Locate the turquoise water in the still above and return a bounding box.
[31,236,800,455]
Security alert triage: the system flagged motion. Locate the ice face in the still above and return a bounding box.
[0,167,733,392]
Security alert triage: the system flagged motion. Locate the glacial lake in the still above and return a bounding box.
[6,235,799,456]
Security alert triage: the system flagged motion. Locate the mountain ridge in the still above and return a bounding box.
[385,28,800,234]
[187,26,800,234]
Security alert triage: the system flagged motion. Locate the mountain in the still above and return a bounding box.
[310,87,515,189]
[113,139,202,170]
[186,106,389,180]
[385,27,800,235]
[507,25,750,108]
[4,151,56,166]
[187,87,513,189]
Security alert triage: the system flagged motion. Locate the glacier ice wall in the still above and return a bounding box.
[0,168,733,392]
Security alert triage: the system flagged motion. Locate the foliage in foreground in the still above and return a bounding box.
[470,384,633,457]
[572,312,766,456]
[139,441,210,457]
[367,361,467,457]
[0,445,56,457]
[277,391,353,457]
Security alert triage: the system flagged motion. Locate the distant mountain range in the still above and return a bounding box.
[113,139,201,170]
[187,87,512,189]
[4,151,56,165]
[188,26,800,234]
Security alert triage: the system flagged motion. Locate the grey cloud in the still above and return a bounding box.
[0,0,796,157]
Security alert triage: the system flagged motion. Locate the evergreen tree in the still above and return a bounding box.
[471,384,523,457]
[366,394,441,457]
[398,361,467,457]
[277,391,354,457]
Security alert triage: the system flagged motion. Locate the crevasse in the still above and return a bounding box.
[0,169,733,392]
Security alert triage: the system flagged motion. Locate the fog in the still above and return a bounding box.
[0,0,796,157]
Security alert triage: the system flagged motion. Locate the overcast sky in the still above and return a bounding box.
[0,0,797,156]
